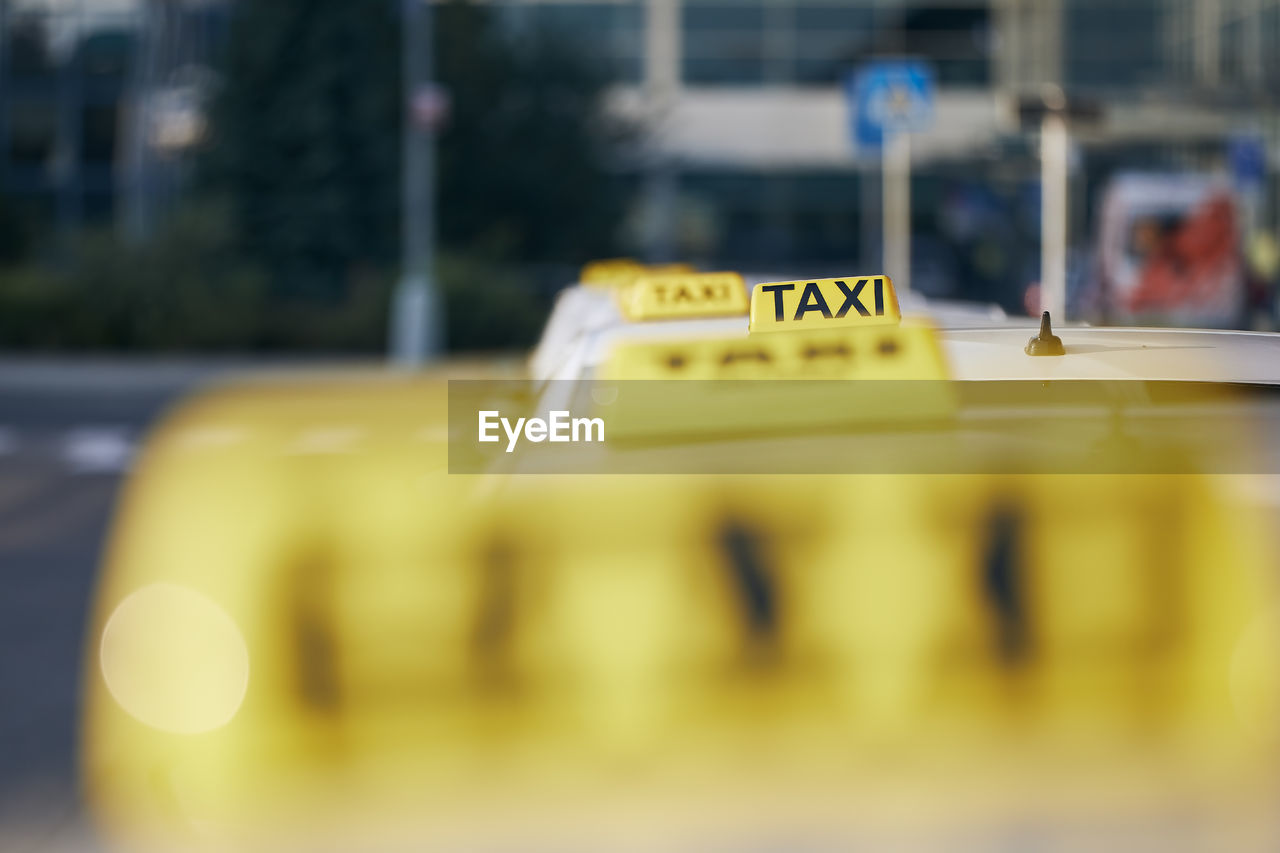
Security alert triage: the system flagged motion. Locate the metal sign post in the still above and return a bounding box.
[1017,90,1101,323]
[391,0,443,366]
[846,60,934,295]
[883,130,912,295]
[1039,110,1069,322]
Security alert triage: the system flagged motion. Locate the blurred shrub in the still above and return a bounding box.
[439,253,548,352]
[0,191,31,265]
[0,203,270,350]
[0,200,543,353]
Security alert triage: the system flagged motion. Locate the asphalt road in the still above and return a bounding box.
[0,359,358,850]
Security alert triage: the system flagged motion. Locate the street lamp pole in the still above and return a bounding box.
[1039,108,1069,321]
[1017,88,1100,323]
[882,130,911,294]
[390,0,443,365]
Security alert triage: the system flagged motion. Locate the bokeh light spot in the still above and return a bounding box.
[100,583,249,734]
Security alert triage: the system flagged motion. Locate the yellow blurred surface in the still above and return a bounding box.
[82,367,1280,849]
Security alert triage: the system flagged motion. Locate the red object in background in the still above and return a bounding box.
[1023,282,1041,318]
[1127,194,1239,314]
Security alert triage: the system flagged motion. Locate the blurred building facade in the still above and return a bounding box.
[0,0,224,239]
[576,0,1280,301]
[2,0,1279,301]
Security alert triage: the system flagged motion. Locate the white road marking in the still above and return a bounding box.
[170,425,249,451]
[61,427,135,474]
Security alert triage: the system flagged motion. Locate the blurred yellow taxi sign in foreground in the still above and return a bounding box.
[618,271,748,321]
[580,258,696,288]
[601,323,948,381]
[749,275,901,333]
[81,372,1280,849]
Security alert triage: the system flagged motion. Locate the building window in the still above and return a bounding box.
[1063,0,1165,90]
[682,1,989,87]
[682,1,767,84]
[495,1,643,84]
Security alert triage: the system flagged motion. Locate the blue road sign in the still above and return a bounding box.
[1228,134,1266,192]
[846,59,935,152]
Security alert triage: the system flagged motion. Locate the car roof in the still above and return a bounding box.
[530,283,1280,385]
[943,327,1280,383]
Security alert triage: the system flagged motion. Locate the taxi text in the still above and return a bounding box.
[749,275,900,333]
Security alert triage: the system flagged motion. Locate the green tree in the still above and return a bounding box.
[434,0,630,262]
[0,191,30,266]
[202,0,628,317]
[202,0,401,302]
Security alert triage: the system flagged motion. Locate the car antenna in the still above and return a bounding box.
[1025,311,1065,356]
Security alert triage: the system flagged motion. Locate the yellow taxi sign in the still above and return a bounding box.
[581,259,696,288]
[595,324,954,437]
[580,257,644,286]
[618,271,749,321]
[645,262,697,276]
[749,275,901,333]
[600,322,947,381]
[83,368,1280,848]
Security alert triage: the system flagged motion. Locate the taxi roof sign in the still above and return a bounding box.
[618,271,749,322]
[749,275,901,333]
[581,259,696,288]
[600,322,947,381]
[580,258,644,287]
[596,324,953,436]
